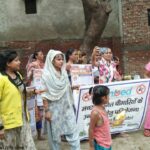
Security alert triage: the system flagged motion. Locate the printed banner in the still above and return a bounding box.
[33,69,43,106]
[70,64,94,86]
[75,79,150,140]
[27,95,36,136]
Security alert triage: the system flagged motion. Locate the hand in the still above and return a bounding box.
[92,46,99,56]
[45,111,52,122]
[35,89,46,94]
[72,85,80,90]
[0,129,5,140]
[89,147,94,150]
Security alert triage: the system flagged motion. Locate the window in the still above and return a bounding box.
[25,0,37,14]
[147,9,150,26]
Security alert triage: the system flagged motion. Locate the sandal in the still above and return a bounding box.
[144,129,150,137]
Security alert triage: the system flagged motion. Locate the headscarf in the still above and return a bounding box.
[41,49,71,101]
[145,62,150,72]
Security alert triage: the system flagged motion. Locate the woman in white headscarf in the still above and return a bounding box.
[41,50,80,150]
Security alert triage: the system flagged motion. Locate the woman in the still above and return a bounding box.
[112,56,123,81]
[41,49,80,150]
[0,50,36,149]
[26,49,45,140]
[92,47,117,83]
[26,49,44,85]
[65,48,78,82]
[91,46,102,84]
[144,61,150,137]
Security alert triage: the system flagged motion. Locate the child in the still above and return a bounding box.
[89,85,112,150]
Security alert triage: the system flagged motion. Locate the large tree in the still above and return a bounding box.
[80,0,112,53]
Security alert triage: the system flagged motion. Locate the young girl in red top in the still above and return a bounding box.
[89,85,112,150]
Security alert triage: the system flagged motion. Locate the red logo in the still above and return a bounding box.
[82,92,92,102]
[136,84,146,94]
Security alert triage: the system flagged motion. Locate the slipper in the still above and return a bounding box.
[144,129,150,137]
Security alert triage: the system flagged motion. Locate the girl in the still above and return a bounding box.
[26,49,45,140]
[144,61,150,136]
[89,85,112,150]
[41,49,80,150]
[0,50,37,149]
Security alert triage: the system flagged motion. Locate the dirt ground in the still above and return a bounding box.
[35,129,150,150]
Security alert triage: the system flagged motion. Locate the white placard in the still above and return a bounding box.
[75,79,150,140]
[70,64,94,86]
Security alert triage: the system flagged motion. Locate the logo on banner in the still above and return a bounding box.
[82,92,92,102]
[136,84,146,94]
[110,88,132,97]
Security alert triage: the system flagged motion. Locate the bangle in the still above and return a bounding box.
[0,125,4,130]
[45,108,49,113]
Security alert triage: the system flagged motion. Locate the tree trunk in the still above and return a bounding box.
[80,0,112,54]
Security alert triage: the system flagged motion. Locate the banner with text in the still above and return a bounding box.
[33,69,43,106]
[76,79,150,140]
[70,64,94,86]
[27,95,36,136]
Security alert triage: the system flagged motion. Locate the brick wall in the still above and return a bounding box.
[122,49,150,77]
[0,38,121,75]
[122,0,150,77]
[122,0,150,45]
[2,0,150,78]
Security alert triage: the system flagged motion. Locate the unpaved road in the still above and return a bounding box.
[35,129,150,150]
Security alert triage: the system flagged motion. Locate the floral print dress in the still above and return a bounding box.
[98,58,117,83]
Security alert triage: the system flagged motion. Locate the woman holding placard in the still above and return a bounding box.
[26,49,45,140]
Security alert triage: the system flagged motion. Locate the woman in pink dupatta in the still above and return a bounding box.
[26,49,45,140]
[144,62,150,137]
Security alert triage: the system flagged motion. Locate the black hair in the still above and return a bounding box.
[113,56,119,61]
[0,50,18,72]
[0,50,23,88]
[32,49,43,60]
[65,48,76,62]
[89,85,110,105]
[0,50,27,109]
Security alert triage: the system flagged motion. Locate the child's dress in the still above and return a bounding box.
[92,107,112,150]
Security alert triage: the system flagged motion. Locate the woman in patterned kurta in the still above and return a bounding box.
[0,50,36,150]
[92,47,118,84]
[41,50,80,150]
[26,50,45,140]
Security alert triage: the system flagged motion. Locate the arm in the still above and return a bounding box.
[144,70,150,78]
[91,47,99,67]
[89,111,102,149]
[43,98,49,111]
[0,77,5,140]
[43,98,51,122]
[0,77,4,126]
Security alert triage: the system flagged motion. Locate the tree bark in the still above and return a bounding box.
[80,0,112,54]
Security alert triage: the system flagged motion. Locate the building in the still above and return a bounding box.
[0,0,149,76]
